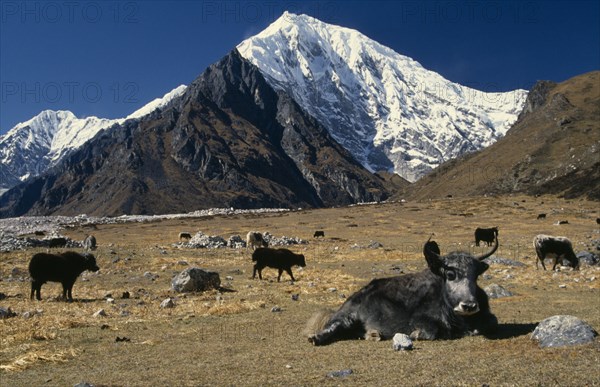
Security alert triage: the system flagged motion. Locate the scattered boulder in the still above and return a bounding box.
[22,311,35,319]
[484,256,526,267]
[484,284,514,299]
[93,309,107,318]
[0,306,16,319]
[10,267,26,278]
[577,251,599,266]
[327,369,353,378]
[0,234,81,252]
[227,235,246,248]
[531,315,597,348]
[184,232,227,248]
[392,333,413,351]
[350,241,383,249]
[262,232,307,246]
[368,241,383,249]
[171,268,221,293]
[143,272,159,281]
[271,306,282,313]
[160,298,176,308]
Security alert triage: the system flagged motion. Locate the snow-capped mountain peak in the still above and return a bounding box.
[238,12,527,181]
[0,85,187,193]
[127,84,187,120]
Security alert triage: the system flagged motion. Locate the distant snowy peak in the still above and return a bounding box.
[3,84,187,158]
[238,12,528,181]
[127,84,187,119]
[0,85,187,192]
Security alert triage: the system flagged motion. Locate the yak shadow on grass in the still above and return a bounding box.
[487,322,538,340]
[75,298,105,303]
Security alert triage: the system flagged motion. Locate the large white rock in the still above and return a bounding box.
[531,315,597,348]
[171,268,220,293]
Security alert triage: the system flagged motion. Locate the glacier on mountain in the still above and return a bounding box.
[237,12,528,181]
[0,85,186,194]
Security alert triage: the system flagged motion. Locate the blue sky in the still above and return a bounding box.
[1,0,599,134]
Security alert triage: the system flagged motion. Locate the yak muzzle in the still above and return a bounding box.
[454,301,479,315]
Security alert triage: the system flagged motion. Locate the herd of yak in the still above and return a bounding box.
[25,224,586,346]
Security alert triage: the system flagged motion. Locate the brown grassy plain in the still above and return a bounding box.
[1,195,599,386]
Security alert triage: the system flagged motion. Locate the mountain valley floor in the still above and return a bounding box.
[1,195,599,386]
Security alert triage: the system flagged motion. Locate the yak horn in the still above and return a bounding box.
[474,237,499,261]
[424,235,441,257]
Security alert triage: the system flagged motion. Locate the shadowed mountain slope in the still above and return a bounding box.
[0,51,391,217]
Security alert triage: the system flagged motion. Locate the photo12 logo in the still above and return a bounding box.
[1,1,139,24]
[398,1,539,25]
[199,1,339,24]
[1,81,139,105]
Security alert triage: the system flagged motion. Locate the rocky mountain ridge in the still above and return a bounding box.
[0,51,391,217]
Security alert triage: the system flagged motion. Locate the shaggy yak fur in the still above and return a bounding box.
[246,231,268,250]
[533,234,579,270]
[306,238,499,345]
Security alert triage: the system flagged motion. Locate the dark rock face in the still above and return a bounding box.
[0,50,391,217]
[518,80,557,118]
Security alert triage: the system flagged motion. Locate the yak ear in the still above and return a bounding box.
[424,239,444,276]
[477,261,489,275]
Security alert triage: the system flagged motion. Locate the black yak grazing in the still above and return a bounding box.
[252,248,306,282]
[29,251,99,301]
[313,231,325,238]
[533,234,579,270]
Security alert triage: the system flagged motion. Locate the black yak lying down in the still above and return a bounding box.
[29,251,99,301]
[306,238,498,345]
[252,248,306,282]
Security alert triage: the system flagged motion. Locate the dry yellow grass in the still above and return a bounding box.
[0,347,79,373]
[1,195,599,386]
